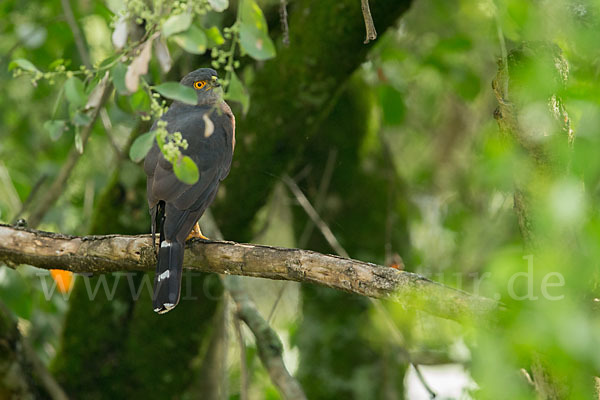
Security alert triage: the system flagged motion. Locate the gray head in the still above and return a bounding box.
[180,68,222,105]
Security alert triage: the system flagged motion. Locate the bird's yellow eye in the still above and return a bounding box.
[193,80,207,89]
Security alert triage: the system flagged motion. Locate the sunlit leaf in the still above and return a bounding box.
[65,77,87,107]
[8,58,39,72]
[239,22,276,60]
[240,0,268,33]
[238,0,275,60]
[49,58,66,70]
[154,82,197,105]
[174,156,199,184]
[172,25,207,55]
[225,70,250,114]
[162,13,192,38]
[205,26,225,46]
[129,131,156,162]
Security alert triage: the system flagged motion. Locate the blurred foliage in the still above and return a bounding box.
[1,0,600,398]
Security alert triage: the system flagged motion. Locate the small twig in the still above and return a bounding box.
[279,0,290,46]
[283,174,349,258]
[360,0,377,44]
[412,363,437,399]
[298,149,337,248]
[60,0,91,68]
[267,284,287,324]
[233,314,249,400]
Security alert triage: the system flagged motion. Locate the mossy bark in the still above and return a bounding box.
[213,0,413,242]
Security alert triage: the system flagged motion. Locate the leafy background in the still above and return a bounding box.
[1,0,600,398]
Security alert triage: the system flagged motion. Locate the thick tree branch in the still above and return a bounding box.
[0,224,497,323]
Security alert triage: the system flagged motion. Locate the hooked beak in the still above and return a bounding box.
[211,76,221,88]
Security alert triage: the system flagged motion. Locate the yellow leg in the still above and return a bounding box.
[186,222,209,240]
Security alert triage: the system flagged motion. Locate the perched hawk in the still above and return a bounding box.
[143,68,235,314]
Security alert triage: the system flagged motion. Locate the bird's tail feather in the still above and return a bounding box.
[152,201,183,314]
[153,240,184,313]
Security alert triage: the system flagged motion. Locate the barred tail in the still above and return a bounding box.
[152,200,183,314]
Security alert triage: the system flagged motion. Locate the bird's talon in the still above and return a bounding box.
[187,223,209,241]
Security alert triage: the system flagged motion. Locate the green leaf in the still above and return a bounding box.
[240,0,268,33]
[205,26,225,46]
[162,13,192,38]
[129,86,150,111]
[65,77,87,107]
[172,25,207,55]
[238,0,275,60]
[378,86,405,126]
[73,111,92,126]
[44,120,67,141]
[225,70,250,114]
[174,156,199,184]
[111,62,128,95]
[154,82,197,105]
[208,0,229,12]
[49,58,66,70]
[129,131,156,162]
[8,58,39,72]
[239,22,276,60]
